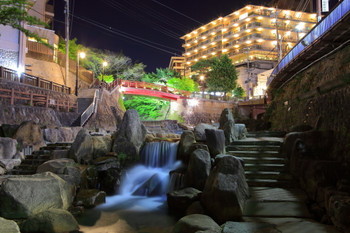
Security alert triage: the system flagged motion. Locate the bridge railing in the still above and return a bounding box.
[268,0,350,85]
[120,79,191,97]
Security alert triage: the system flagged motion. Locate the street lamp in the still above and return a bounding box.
[76,51,86,96]
[102,61,108,82]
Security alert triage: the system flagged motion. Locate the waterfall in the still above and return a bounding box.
[119,141,181,196]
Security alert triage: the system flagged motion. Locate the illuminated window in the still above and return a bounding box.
[239,12,248,20]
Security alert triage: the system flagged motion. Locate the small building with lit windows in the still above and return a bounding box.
[169,56,188,76]
[181,5,317,98]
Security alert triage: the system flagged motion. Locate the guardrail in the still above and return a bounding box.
[0,66,71,94]
[0,87,78,112]
[80,89,99,126]
[269,0,350,85]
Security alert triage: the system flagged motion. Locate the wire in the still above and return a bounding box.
[151,0,203,25]
[70,0,76,37]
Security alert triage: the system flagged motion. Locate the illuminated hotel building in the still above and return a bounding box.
[181,5,317,97]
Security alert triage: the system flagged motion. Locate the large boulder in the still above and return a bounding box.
[13,121,45,151]
[327,194,350,231]
[75,189,106,208]
[177,130,196,163]
[0,137,18,159]
[20,209,79,233]
[185,149,211,191]
[167,187,202,214]
[172,214,221,233]
[0,124,19,138]
[222,120,236,145]
[0,159,21,171]
[194,123,217,141]
[36,158,81,186]
[113,110,147,160]
[0,217,20,233]
[43,127,82,143]
[234,124,247,140]
[201,155,249,223]
[0,172,74,219]
[92,135,112,159]
[69,128,94,164]
[205,129,225,157]
[219,108,235,129]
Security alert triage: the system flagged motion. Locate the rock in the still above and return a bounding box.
[0,159,21,171]
[167,187,202,214]
[20,209,79,233]
[178,122,192,130]
[92,135,112,159]
[222,221,278,233]
[194,123,217,141]
[172,214,221,233]
[186,201,205,215]
[0,166,5,175]
[177,130,196,163]
[328,195,350,232]
[36,159,81,186]
[185,149,211,191]
[0,172,74,218]
[215,154,245,168]
[234,124,247,140]
[43,128,60,143]
[0,137,18,159]
[222,120,236,144]
[189,143,209,154]
[69,128,94,164]
[133,173,164,196]
[219,108,235,129]
[201,156,249,223]
[43,127,82,143]
[290,124,313,132]
[75,189,106,208]
[50,150,69,159]
[94,157,121,195]
[0,217,20,233]
[13,121,45,151]
[113,110,147,161]
[205,129,225,157]
[80,166,99,189]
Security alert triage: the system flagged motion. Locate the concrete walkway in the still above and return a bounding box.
[225,136,340,233]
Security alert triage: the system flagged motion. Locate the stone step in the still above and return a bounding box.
[32,150,51,155]
[241,157,286,165]
[246,178,297,188]
[21,159,49,165]
[9,169,36,175]
[227,145,281,151]
[46,143,72,147]
[245,171,293,180]
[227,151,284,158]
[244,163,286,172]
[246,131,286,138]
[40,146,71,151]
[230,140,282,146]
[25,154,51,160]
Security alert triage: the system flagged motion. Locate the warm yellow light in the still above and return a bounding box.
[246,29,251,33]
[187,62,191,64]
[285,20,290,24]
[211,42,216,45]
[195,59,198,62]
[211,52,216,55]
[194,31,198,34]
[296,12,302,18]
[286,31,291,36]
[218,17,223,20]
[233,23,239,27]
[79,52,86,59]
[202,46,207,49]
[194,49,198,52]
[194,40,198,43]
[211,32,216,35]
[257,39,264,42]
[234,44,239,48]
[311,14,317,19]
[222,49,228,53]
[246,6,251,10]
[222,28,227,32]
[103,61,108,67]
[186,52,191,56]
[257,16,263,20]
[202,36,207,39]
[271,18,276,23]
[201,26,206,30]
[186,43,190,47]
[271,30,277,34]
[257,28,263,31]
[284,10,290,15]
[234,11,239,16]
[246,40,252,44]
[200,75,205,81]
[234,34,239,37]
[272,41,277,45]
[211,21,217,25]
[186,34,191,37]
[202,55,207,58]
[223,38,228,42]
[245,18,251,22]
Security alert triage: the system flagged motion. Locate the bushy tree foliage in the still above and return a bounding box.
[0,0,48,44]
[124,96,169,120]
[233,86,246,98]
[142,68,181,85]
[167,77,199,92]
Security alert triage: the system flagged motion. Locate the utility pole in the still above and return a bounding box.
[275,6,281,61]
[316,0,322,21]
[65,0,69,88]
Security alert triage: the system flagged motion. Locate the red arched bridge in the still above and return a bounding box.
[92,79,191,100]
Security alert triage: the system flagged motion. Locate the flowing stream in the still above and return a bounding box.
[77,141,180,233]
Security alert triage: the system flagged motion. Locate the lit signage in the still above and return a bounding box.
[322,0,329,12]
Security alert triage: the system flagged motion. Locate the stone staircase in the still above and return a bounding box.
[227,133,295,188]
[9,143,72,175]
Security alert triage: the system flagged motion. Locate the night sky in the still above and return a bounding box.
[52,0,337,72]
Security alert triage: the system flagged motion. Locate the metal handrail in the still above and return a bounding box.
[80,89,99,126]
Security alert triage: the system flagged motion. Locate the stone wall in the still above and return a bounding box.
[171,98,236,125]
[0,49,18,70]
[267,44,350,162]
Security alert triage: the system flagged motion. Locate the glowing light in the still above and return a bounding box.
[186,52,191,56]
[286,31,291,36]
[188,99,199,107]
[103,61,108,67]
[299,33,306,38]
[200,75,205,81]
[222,49,228,53]
[257,39,264,43]
[245,18,251,22]
[246,40,252,44]
[194,31,198,34]
[234,44,239,48]
[187,62,191,64]
[194,49,198,52]
[202,55,207,58]
[271,18,276,23]
[234,34,239,37]
[234,12,239,16]
[296,12,302,18]
[257,16,263,20]
[246,29,251,33]
[257,28,263,31]
[195,59,198,62]
[211,32,216,35]
[211,21,217,25]
[211,42,216,45]
[186,43,190,47]
[79,52,86,59]
[194,40,198,43]
[202,36,207,39]
[201,26,206,30]
[211,52,216,55]
[246,6,251,10]
[311,14,317,19]
[16,66,24,77]
[201,46,207,49]
[285,20,290,24]
[296,23,305,31]
[223,38,228,42]
[233,23,239,27]
[222,28,227,32]
[272,41,277,45]
[284,10,290,15]
[218,17,223,20]
[186,34,191,37]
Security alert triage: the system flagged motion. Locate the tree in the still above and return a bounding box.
[142,68,181,85]
[0,0,47,43]
[233,86,246,98]
[124,96,169,120]
[167,77,199,92]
